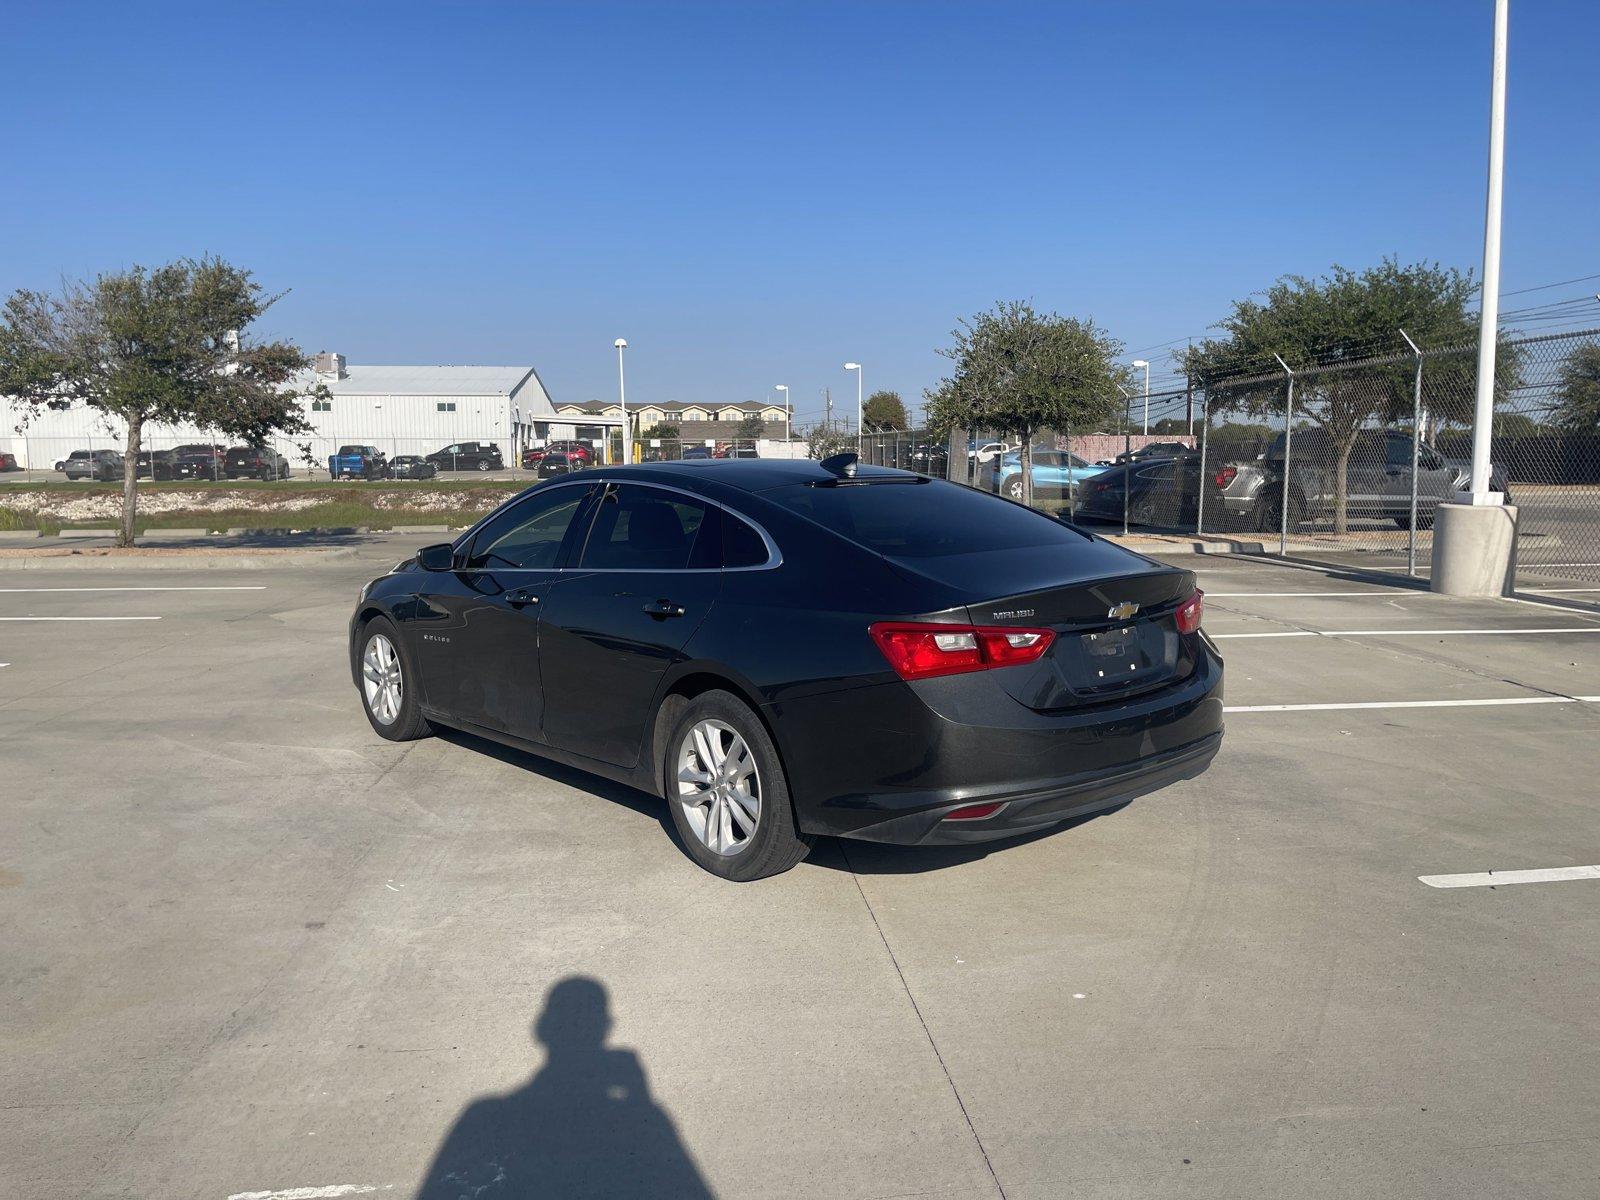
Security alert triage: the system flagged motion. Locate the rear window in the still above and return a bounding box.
[337,446,363,455]
[764,479,1083,558]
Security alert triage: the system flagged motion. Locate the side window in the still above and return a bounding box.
[722,511,771,568]
[579,485,709,571]
[1385,434,1413,468]
[466,487,590,570]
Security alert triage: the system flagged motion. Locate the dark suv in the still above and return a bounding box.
[426,442,504,472]
[225,445,291,480]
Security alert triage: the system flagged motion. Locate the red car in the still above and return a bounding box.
[0,451,18,471]
[522,440,596,468]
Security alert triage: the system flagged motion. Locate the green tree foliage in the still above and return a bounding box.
[0,258,313,545]
[804,423,848,461]
[861,389,909,433]
[1182,258,1516,533]
[640,421,681,442]
[736,413,766,441]
[1553,343,1600,431]
[925,301,1125,504]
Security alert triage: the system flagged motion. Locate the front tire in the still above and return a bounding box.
[663,691,811,881]
[358,617,432,741]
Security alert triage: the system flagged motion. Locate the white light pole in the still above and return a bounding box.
[774,385,790,445]
[1132,359,1151,435]
[1468,0,1509,502]
[844,362,862,442]
[613,338,628,465]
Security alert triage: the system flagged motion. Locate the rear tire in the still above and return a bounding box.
[476,458,491,472]
[663,690,811,881]
[358,617,432,741]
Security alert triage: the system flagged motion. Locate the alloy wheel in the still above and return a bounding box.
[362,633,403,725]
[676,719,761,856]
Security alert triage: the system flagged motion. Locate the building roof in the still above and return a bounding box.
[558,399,783,415]
[313,364,539,398]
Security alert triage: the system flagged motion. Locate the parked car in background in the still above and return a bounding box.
[329,445,388,480]
[1443,455,1512,503]
[0,451,18,472]
[56,450,90,472]
[225,445,291,480]
[1075,451,1218,528]
[968,439,1012,466]
[1214,429,1475,531]
[135,450,178,480]
[536,451,580,478]
[171,450,226,481]
[1112,441,1192,465]
[990,449,1109,501]
[386,455,439,480]
[680,445,714,460]
[425,442,503,472]
[64,450,124,481]
[348,456,1222,880]
[714,444,759,459]
[906,443,949,476]
[172,443,228,469]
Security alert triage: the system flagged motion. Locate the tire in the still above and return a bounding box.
[1257,489,1303,533]
[258,468,272,482]
[662,690,812,881]
[476,458,491,472]
[1393,510,1435,531]
[1004,476,1024,500]
[357,616,432,741]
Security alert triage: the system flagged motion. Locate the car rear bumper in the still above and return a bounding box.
[771,646,1224,844]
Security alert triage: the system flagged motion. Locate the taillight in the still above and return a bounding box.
[869,622,1055,681]
[1213,466,1237,488]
[1175,590,1204,634]
[944,801,1006,821]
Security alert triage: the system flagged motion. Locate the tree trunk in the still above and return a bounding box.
[1019,427,1034,507]
[1333,433,1355,536]
[120,416,142,548]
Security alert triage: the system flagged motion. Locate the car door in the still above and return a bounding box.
[411,483,596,739]
[537,482,722,767]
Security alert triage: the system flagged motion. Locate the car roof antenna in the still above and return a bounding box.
[820,451,858,478]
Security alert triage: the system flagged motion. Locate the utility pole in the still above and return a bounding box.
[1469,0,1508,501]
[824,387,833,432]
[1184,339,1194,435]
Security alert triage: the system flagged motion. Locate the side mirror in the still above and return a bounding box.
[417,542,456,571]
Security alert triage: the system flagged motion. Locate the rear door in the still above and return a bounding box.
[537,483,722,767]
[411,483,595,738]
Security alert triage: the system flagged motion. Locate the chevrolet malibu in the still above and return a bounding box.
[348,456,1223,881]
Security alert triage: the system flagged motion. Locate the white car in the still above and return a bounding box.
[968,441,1012,465]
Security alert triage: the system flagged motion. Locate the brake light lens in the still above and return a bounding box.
[944,801,1006,821]
[869,622,1055,681]
[1213,465,1237,488]
[1175,590,1204,634]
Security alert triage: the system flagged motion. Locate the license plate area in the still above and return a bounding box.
[1062,622,1176,696]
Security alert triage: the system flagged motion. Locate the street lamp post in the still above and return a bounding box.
[843,362,862,445]
[774,385,790,447]
[1131,359,1151,435]
[613,338,628,465]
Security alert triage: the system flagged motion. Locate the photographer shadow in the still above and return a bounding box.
[418,976,713,1199]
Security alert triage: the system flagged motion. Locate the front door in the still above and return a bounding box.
[413,484,594,739]
[538,483,722,767]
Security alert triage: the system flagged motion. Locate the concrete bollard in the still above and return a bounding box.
[1431,501,1518,597]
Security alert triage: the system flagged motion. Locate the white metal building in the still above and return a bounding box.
[0,352,561,469]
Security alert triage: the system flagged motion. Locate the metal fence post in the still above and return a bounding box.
[1194,390,1208,535]
[1122,406,1131,538]
[1400,329,1425,577]
[1274,355,1295,557]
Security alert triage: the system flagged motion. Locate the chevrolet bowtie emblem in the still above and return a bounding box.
[1107,601,1140,621]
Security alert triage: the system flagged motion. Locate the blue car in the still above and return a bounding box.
[992,449,1109,502]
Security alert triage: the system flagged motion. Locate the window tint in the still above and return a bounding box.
[1385,434,1413,468]
[766,479,1083,559]
[466,487,588,570]
[579,485,708,571]
[722,511,770,568]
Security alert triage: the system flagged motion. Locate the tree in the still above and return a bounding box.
[926,301,1125,505]
[1181,258,1515,533]
[0,258,313,546]
[735,413,766,442]
[862,389,909,433]
[640,421,681,442]
[804,423,848,461]
[1553,343,1600,431]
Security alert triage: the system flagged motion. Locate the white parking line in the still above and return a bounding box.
[1212,626,1600,640]
[0,586,266,593]
[227,1187,392,1200]
[1419,865,1600,889]
[1206,590,1411,597]
[1225,695,1600,713]
[1523,587,1600,594]
[0,616,162,621]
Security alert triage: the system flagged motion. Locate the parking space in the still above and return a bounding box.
[4,541,1600,1199]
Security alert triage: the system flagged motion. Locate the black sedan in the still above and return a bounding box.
[386,455,439,480]
[536,451,581,479]
[348,456,1223,880]
[1074,453,1219,529]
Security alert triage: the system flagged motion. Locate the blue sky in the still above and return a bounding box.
[5,1,1598,424]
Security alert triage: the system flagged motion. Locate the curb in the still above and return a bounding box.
[0,546,362,571]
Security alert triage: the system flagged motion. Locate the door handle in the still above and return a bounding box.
[643,600,685,618]
[504,588,540,608]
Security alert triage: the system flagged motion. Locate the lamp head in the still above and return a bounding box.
[1131,359,1149,368]
[614,338,628,349]
[844,362,860,371]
